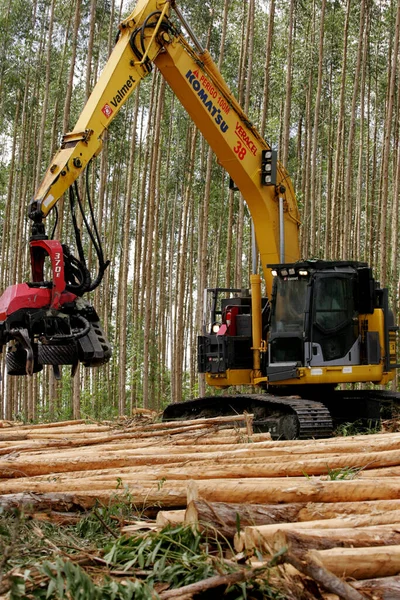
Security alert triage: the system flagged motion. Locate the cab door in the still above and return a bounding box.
[311,274,359,363]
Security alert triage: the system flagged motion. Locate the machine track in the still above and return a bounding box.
[162,394,333,440]
[322,389,400,425]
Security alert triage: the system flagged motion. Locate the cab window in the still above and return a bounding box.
[314,276,353,332]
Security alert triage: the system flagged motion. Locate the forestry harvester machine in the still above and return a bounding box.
[1,0,400,438]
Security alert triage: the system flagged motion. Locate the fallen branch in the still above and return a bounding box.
[158,562,273,599]
[284,550,366,600]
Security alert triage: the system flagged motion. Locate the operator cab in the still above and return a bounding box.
[267,260,385,381]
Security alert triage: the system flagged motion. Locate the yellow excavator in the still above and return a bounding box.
[0,0,399,438]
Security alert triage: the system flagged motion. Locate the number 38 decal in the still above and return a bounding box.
[234,141,247,160]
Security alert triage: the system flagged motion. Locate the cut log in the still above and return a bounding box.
[359,465,400,478]
[0,492,93,512]
[185,499,307,538]
[156,510,185,528]
[30,511,82,525]
[4,476,400,507]
[185,498,400,536]
[174,432,273,445]
[10,481,400,515]
[308,545,400,580]
[272,525,400,553]
[0,415,258,442]
[236,509,400,552]
[352,575,400,598]
[196,478,400,505]
[244,412,253,436]
[5,419,88,430]
[139,414,254,431]
[121,521,159,534]
[298,499,400,521]
[7,440,400,480]
[0,431,273,457]
[0,488,186,511]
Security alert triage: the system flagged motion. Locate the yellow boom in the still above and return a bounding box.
[29,0,300,298]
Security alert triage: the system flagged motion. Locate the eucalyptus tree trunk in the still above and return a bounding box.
[132,102,153,407]
[367,73,379,269]
[355,5,369,259]
[292,114,301,203]
[174,128,197,404]
[234,0,250,289]
[1,98,20,419]
[379,0,400,286]
[149,84,166,406]
[390,103,400,391]
[118,93,140,414]
[85,0,97,100]
[225,189,235,288]
[56,0,81,241]
[35,0,55,189]
[168,183,179,406]
[50,15,73,156]
[301,46,313,257]
[343,0,366,259]
[35,0,58,419]
[260,0,275,139]
[142,75,165,408]
[157,122,172,406]
[1,98,20,291]
[281,0,295,169]
[324,64,334,258]
[309,0,326,257]
[330,0,351,258]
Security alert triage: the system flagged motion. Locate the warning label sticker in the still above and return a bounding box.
[102,104,113,118]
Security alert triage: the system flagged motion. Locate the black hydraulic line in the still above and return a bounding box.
[67,173,110,295]
[129,12,175,73]
[41,315,91,344]
[69,184,87,267]
[85,169,105,264]
[65,185,92,295]
[50,206,58,240]
[71,315,91,339]
[139,11,162,55]
[81,168,110,291]
[65,167,110,296]
[73,180,99,258]
[130,29,146,63]
[63,244,91,293]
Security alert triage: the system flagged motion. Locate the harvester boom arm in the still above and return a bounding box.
[29,0,300,296]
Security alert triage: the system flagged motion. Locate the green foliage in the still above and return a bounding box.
[334,420,381,437]
[104,526,214,582]
[0,509,284,600]
[325,465,364,480]
[10,558,152,600]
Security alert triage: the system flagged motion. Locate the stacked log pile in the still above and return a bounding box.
[3,415,400,597]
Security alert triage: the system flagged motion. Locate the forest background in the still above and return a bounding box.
[0,0,399,421]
